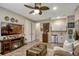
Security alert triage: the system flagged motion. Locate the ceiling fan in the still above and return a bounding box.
[24,3,49,15]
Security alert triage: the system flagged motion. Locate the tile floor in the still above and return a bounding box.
[0,40,62,56]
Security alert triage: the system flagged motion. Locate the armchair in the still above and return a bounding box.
[53,40,79,56]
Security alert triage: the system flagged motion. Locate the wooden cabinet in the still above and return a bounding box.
[1,40,11,54]
[11,37,24,50]
[0,37,24,55]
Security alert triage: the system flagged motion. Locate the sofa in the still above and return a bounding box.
[53,46,72,56]
[53,40,79,56]
[74,43,79,56]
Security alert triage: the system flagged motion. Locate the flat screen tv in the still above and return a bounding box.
[1,22,23,36]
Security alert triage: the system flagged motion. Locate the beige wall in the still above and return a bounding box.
[0,7,36,52]
[35,23,42,41]
[75,6,79,38]
[51,18,67,31]
[75,6,79,21]
[0,7,36,43]
[51,18,67,43]
[67,15,75,42]
[36,18,67,43]
[0,7,35,53]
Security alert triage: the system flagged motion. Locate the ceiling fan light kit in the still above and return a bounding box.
[34,9,40,14]
[30,9,40,15]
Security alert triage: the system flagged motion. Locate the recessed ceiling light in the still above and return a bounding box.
[53,6,57,10]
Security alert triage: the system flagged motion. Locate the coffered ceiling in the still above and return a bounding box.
[0,3,79,21]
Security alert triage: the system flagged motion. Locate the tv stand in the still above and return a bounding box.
[0,37,24,54]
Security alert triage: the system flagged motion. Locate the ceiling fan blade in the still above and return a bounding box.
[40,6,49,10]
[24,4,35,9]
[34,3,40,9]
[29,10,34,14]
[39,10,42,15]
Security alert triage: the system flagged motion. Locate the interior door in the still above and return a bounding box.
[43,32,48,43]
[42,23,49,43]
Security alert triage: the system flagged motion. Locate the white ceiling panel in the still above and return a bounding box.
[0,3,79,21]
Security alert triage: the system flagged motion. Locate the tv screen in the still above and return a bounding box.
[1,22,23,36]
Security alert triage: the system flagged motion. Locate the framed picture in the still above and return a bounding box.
[4,16,9,21]
[69,35,72,39]
[68,22,75,28]
[68,29,73,34]
[11,17,15,22]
